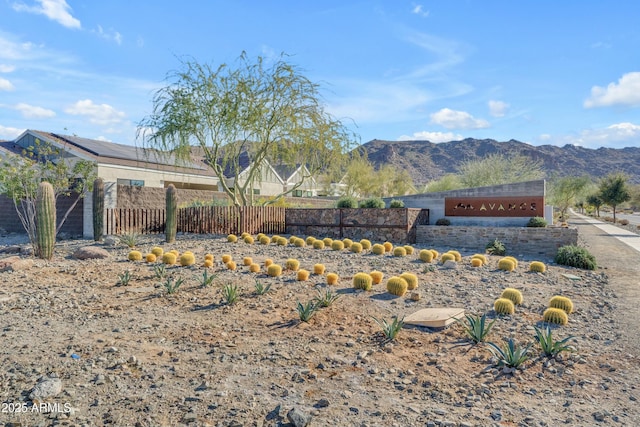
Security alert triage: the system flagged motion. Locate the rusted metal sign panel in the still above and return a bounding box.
[445,196,544,217]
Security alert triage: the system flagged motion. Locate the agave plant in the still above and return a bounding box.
[254,280,272,295]
[163,277,184,294]
[313,288,341,308]
[199,270,217,287]
[117,270,132,286]
[296,300,319,322]
[372,316,405,342]
[222,283,239,305]
[486,338,532,368]
[457,313,495,344]
[534,326,576,358]
[153,264,167,279]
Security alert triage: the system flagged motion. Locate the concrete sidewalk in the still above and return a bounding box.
[570,211,640,254]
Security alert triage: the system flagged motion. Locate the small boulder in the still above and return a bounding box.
[30,376,63,403]
[73,246,110,260]
[287,407,311,427]
[104,236,120,246]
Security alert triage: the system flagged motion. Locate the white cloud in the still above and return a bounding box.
[411,5,430,17]
[96,136,111,142]
[561,122,640,148]
[0,77,14,91]
[94,25,123,45]
[398,131,463,143]
[429,108,490,130]
[14,103,56,118]
[488,100,509,117]
[64,99,125,125]
[584,72,640,108]
[0,125,24,139]
[12,0,81,29]
[0,64,16,73]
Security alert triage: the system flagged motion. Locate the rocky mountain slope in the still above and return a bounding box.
[359,138,640,185]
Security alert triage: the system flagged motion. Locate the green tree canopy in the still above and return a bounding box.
[458,153,544,188]
[139,52,357,206]
[548,175,591,221]
[598,172,631,222]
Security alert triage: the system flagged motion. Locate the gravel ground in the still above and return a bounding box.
[0,230,639,427]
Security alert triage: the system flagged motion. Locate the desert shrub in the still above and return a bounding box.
[128,250,143,261]
[331,240,345,251]
[554,245,596,270]
[497,258,516,272]
[267,264,282,277]
[500,288,523,305]
[350,242,363,253]
[619,219,629,226]
[371,244,385,255]
[353,272,373,291]
[369,270,384,284]
[336,196,358,208]
[386,276,408,296]
[529,261,546,273]
[486,239,506,256]
[494,298,515,315]
[435,218,451,226]
[297,269,310,281]
[227,234,238,243]
[400,273,418,290]
[389,199,405,208]
[419,249,434,263]
[326,273,339,285]
[393,247,407,257]
[313,240,325,249]
[526,216,547,227]
[313,263,326,275]
[543,307,569,325]
[359,197,385,208]
[549,295,574,314]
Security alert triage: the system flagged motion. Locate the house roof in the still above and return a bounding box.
[4,130,216,178]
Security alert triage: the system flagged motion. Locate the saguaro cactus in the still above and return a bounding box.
[36,181,56,260]
[165,184,177,243]
[92,178,105,241]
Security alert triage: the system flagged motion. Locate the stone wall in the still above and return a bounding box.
[416,225,577,259]
[286,208,429,243]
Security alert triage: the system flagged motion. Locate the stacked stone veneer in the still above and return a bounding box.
[286,208,429,243]
[417,225,577,258]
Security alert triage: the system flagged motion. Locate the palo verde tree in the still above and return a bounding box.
[139,52,357,206]
[548,175,591,221]
[586,193,604,217]
[598,172,631,222]
[0,139,96,249]
[458,153,544,188]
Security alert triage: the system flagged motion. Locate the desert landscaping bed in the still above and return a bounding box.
[0,232,638,427]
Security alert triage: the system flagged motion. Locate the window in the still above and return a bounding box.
[293,190,303,197]
[117,179,144,187]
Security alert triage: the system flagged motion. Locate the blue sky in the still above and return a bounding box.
[1,1,639,149]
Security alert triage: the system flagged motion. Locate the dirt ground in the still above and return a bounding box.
[0,226,639,427]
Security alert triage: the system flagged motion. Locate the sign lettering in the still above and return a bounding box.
[445,196,544,217]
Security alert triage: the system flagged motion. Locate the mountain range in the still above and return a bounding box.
[359,138,640,185]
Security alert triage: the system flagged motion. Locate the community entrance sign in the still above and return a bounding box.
[445,196,544,217]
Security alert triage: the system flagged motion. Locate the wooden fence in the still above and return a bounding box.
[105,206,285,235]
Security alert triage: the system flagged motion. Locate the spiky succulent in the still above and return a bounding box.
[529,261,546,273]
[500,288,523,305]
[267,264,282,277]
[386,276,408,296]
[549,296,574,314]
[543,307,569,325]
[493,298,515,315]
[353,272,373,291]
[400,272,418,290]
[326,273,339,285]
[419,249,434,263]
